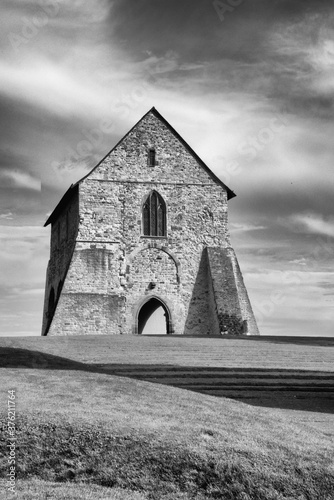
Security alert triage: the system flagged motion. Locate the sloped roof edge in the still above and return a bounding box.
[149,107,236,200]
[44,184,78,227]
[44,107,236,226]
[75,106,236,198]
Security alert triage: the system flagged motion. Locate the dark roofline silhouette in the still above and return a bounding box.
[44,107,236,227]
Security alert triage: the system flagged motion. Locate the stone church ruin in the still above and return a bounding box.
[42,107,259,336]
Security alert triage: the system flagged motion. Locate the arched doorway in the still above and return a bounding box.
[138,298,170,335]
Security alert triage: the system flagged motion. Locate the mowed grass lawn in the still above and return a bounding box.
[0,335,333,499]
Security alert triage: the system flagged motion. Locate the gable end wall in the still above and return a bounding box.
[42,109,258,336]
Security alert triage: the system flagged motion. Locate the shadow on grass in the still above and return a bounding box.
[235,336,334,347]
[176,335,334,347]
[164,334,334,347]
[1,347,334,414]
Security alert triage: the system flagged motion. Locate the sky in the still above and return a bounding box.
[0,0,334,336]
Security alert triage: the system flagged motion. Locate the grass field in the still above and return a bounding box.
[0,335,333,499]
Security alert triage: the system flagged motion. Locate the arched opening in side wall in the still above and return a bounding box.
[138,298,170,335]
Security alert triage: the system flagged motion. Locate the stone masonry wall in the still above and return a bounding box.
[207,247,244,335]
[45,109,258,336]
[227,248,259,335]
[42,189,79,335]
[47,111,229,335]
[184,249,220,336]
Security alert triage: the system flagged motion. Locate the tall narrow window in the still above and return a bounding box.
[148,148,156,167]
[143,191,166,237]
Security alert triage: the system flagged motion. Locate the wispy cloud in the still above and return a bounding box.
[0,211,14,220]
[230,223,267,233]
[0,169,41,191]
[0,225,48,267]
[0,59,112,119]
[289,257,308,266]
[286,213,334,238]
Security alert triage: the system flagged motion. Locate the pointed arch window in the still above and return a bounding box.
[143,191,166,237]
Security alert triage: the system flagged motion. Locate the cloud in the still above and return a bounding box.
[0,0,118,125]
[249,268,334,335]
[230,223,267,233]
[289,257,308,266]
[266,10,334,119]
[286,213,334,238]
[318,281,334,296]
[0,224,45,238]
[0,169,41,191]
[0,225,48,267]
[0,211,13,220]
[0,57,121,121]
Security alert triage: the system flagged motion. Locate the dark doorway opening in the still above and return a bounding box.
[138,298,169,335]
